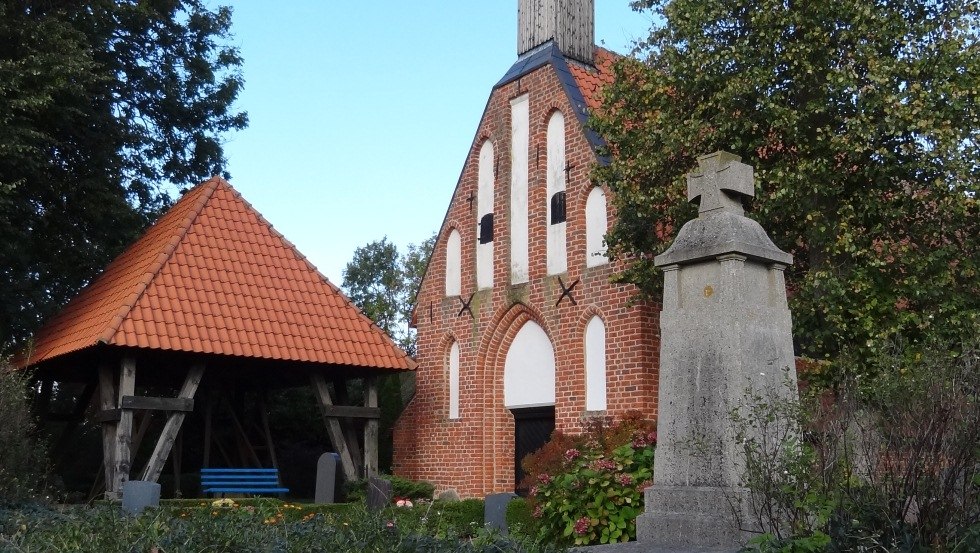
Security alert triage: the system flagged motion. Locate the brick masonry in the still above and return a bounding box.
[393,55,661,498]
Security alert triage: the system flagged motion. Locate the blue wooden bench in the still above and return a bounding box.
[200,468,289,497]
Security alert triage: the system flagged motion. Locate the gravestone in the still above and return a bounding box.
[314,452,339,504]
[366,476,392,511]
[636,151,798,549]
[484,492,518,535]
[121,480,160,516]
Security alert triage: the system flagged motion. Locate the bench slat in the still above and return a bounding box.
[200,467,288,497]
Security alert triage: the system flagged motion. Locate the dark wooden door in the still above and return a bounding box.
[512,406,555,494]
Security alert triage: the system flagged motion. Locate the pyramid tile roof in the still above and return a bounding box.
[20,177,414,371]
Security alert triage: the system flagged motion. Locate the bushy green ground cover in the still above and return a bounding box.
[0,498,563,552]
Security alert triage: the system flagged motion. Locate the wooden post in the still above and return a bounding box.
[113,356,136,496]
[173,430,183,498]
[140,364,204,483]
[364,377,379,478]
[311,373,359,481]
[98,363,118,499]
[332,378,365,472]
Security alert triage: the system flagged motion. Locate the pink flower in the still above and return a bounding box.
[648,431,658,445]
[386,521,395,528]
[617,473,634,486]
[564,448,581,461]
[532,505,543,519]
[574,516,591,535]
[537,473,552,484]
[529,485,538,496]
[593,459,616,471]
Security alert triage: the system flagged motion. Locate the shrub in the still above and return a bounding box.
[0,365,47,504]
[0,499,563,552]
[523,412,656,546]
[344,474,435,504]
[506,497,540,539]
[739,338,980,552]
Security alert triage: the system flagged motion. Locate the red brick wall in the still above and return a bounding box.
[393,61,660,498]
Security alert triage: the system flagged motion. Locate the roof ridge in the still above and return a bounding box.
[220,183,417,369]
[97,177,222,345]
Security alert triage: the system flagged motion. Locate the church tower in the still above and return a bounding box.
[518,0,595,63]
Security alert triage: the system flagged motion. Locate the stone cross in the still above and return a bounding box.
[687,151,754,216]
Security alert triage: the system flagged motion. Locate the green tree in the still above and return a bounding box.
[0,0,246,353]
[342,234,436,357]
[593,0,979,367]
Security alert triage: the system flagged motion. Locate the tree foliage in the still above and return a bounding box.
[593,0,980,366]
[342,234,436,357]
[0,0,246,353]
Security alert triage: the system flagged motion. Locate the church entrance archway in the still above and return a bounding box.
[503,320,556,492]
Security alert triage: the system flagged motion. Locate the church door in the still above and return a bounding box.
[512,406,555,494]
[503,320,556,493]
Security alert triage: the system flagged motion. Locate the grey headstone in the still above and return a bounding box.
[366,476,392,511]
[484,492,518,535]
[637,152,798,550]
[121,480,160,516]
[314,452,339,504]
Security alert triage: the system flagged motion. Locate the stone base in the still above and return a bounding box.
[637,485,754,549]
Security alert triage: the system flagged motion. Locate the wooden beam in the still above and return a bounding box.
[317,405,381,419]
[113,357,136,496]
[98,363,118,500]
[120,395,194,412]
[364,377,379,478]
[140,364,204,483]
[331,378,364,473]
[311,374,359,482]
[95,409,122,423]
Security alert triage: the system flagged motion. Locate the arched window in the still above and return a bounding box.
[510,95,530,284]
[585,187,609,267]
[477,141,494,289]
[504,321,556,409]
[546,111,567,275]
[448,341,460,419]
[445,229,461,296]
[585,316,607,411]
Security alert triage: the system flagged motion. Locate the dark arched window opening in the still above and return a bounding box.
[479,213,494,244]
[550,192,566,225]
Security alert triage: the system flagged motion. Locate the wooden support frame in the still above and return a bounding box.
[331,378,364,472]
[140,364,205,483]
[112,356,136,496]
[364,377,379,478]
[310,373,359,481]
[120,395,194,412]
[98,363,118,499]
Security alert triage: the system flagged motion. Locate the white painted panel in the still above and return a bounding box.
[585,187,609,267]
[585,316,607,411]
[546,111,567,275]
[504,321,556,408]
[510,95,530,284]
[445,229,462,296]
[477,141,495,289]
[449,341,460,419]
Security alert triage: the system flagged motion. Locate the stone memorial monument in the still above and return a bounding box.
[636,151,798,549]
[314,452,339,504]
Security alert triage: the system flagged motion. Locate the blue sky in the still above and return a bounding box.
[221,2,655,285]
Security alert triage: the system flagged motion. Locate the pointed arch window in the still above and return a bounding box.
[448,341,460,420]
[546,111,567,275]
[446,229,461,296]
[585,187,609,267]
[585,316,607,411]
[477,141,495,289]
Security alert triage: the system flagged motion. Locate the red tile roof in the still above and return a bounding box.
[570,47,618,113]
[19,177,414,371]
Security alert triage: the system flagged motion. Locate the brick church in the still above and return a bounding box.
[393,0,660,498]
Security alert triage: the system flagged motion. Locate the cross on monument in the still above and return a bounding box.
[687,151,754,216]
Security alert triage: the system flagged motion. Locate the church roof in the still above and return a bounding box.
[19,177,414,371]
[494,41,618,159]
